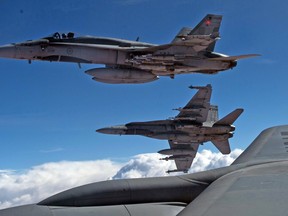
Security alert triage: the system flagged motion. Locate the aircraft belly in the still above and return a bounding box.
[152,133,196,142]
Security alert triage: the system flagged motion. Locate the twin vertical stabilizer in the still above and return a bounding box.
[212,109,244,154]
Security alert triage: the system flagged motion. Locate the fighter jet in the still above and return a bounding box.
[97,84,243,173]
[0,14,259,84]
[1,125,288,216]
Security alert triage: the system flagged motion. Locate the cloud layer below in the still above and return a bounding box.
[0,149,242,209]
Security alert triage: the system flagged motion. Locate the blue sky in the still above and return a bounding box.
[0,0,287,170]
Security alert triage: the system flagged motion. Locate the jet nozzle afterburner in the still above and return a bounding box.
[230,61,237,68]
[230,125,236,131]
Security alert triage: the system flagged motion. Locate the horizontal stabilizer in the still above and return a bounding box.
[211,139,231,154]
[208,54,260,62]
[214,108,243,126]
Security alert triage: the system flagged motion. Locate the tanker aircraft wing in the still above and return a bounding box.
[175,84,212,123]
[178,125,288,216]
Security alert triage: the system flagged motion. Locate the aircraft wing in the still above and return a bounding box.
[165,140,199,173]
[177,125,288,216]
[232,125,288,165]
[175,84,212,123]
[178,161,288,216]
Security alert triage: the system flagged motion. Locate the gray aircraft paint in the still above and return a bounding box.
[97,85,243,173]
[0,14,259,84]
[1,125,288,216]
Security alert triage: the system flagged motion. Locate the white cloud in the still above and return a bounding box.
[113,149,243,178]
[0,149,243,209]
[0,160,121,209]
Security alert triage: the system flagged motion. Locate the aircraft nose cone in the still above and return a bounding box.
[0,204,52,216]
[0,44,16,59]
[96,125,127,135]
[96,127,112,134]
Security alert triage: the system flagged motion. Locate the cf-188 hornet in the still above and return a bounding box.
[97,85,244,173]
[0,14,258,84]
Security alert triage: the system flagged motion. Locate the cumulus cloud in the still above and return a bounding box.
[0,160,121,209]
[0,149,242,209]
[113,149,243,178]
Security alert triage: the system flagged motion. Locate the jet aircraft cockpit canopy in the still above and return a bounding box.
[39,32,156,47]
[43,32,75,40]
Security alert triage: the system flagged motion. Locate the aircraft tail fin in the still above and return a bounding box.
[189,14,222,36]
[172,27,193,43]
[190,14,222,52]
[206,105,219,123]
[214,109,244,126]
[172,14,222,51]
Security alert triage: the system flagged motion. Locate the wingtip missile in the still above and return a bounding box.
[166,169,188,174]
[189,84,212,90]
